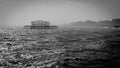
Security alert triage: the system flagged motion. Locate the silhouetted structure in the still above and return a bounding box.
[112,19,120,29]
[24,20,58,29]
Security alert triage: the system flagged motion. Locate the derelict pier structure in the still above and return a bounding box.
[24,20,58,29]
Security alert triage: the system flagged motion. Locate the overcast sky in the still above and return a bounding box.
[0,0,120,26]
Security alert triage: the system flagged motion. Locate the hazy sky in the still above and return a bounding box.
[0,0,120,26]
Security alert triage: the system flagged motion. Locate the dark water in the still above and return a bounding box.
[0,28,120,68]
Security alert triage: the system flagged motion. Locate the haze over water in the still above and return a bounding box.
[0,0,120,26]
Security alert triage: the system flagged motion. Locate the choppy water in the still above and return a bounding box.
[0,28,120,68]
